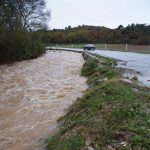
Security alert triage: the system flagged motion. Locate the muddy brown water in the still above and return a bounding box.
[0,51,87,150]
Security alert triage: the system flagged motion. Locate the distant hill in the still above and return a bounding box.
[39,24,150,45]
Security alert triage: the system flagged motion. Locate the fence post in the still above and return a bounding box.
[71,44,74,48]
[55,43,58,48]
[126,43,128,51]
[105,44,107,50]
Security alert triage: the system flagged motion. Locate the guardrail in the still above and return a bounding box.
[46,47,101,62]
[45,47,84,53]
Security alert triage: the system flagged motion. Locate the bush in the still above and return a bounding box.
[81,59,98,76]
[0,30,45,63]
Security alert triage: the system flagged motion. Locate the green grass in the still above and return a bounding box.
[46,52,150,150]
[47,134,85,150]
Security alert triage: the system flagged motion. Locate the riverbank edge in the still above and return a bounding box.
[46,51,150,150]
[0,47,46,65]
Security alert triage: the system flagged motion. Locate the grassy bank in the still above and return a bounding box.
[46,52,150,150]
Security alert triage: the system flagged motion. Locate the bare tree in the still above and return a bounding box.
[0,0,50,31]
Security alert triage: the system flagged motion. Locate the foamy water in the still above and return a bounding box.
[0,51,87,150]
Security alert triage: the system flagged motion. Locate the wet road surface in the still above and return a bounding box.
[91,50,150,87]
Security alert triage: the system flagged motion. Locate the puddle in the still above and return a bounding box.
[0,51,87,150]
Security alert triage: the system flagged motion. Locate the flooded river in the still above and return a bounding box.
[0,51,87,150]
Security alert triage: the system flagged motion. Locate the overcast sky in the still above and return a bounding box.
[46,0,150,29]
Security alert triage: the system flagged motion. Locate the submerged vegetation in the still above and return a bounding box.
[47,52,150,150]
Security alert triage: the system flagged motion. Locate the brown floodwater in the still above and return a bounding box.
[0,51,87,150]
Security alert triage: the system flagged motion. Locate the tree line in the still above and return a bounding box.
[0,0,50,63]
[39,24,150,45]
[0,0,149,64]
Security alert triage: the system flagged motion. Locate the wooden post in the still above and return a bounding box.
[71,44,74,48]
[55,43,57,48]
[126,43,128,51]
[105,44,107,50]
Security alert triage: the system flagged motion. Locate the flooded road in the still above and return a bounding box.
[91,50,150,87]
[0,51,87,150]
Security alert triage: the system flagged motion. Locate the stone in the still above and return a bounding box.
[131,76,138,81]
[97,78,108,83]
[120,78,132,84]
[107,145,115,150]
[132,88,139,93]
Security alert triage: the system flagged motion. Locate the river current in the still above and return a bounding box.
[0,51,87,150]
